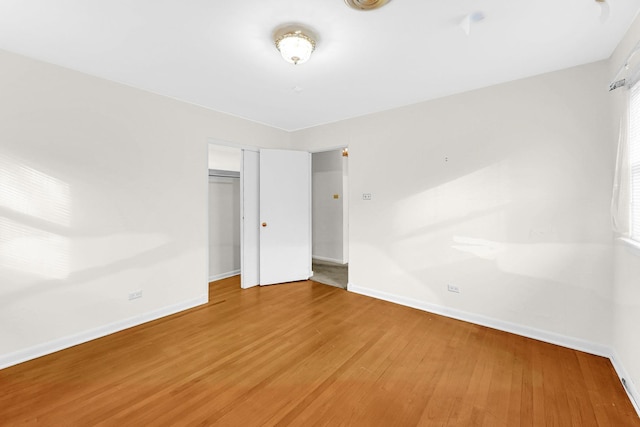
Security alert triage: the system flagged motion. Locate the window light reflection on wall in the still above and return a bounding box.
[0,154,71,227]
[0,153,71,279]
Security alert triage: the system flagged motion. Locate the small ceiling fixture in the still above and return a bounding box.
[344,0,391,10]
[595,0,610,23]
[460,11,486,36]
[275,30,316,65]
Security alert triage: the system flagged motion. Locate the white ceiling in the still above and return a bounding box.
[0,0,638,131]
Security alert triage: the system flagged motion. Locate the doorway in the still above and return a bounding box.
[208,169,240,281]
[310,148,349,289]
[208,142,313,289]
[207,144,242,283]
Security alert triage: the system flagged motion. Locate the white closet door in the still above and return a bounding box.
[241,149,260,289]
[259,149,311,286]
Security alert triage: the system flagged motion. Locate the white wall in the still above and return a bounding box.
[208,176,240,281]
[0,49,290,368]
[312,150,344,263]
[610,13,640,410]
[294,61,614,349]
[208,144,241,172]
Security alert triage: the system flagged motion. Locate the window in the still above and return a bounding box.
[630,83,640,240]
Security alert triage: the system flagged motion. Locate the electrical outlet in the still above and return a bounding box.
[128,290,143,300]
[362,193,372,200]
[447,284,461,294]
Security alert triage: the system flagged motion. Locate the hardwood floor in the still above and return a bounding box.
[1,276,638,426]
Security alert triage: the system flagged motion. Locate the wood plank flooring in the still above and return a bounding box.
[1,276,638,426]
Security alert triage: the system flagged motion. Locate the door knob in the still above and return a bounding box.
[262,222,267,227]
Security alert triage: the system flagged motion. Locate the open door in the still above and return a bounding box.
[259,149,311,286]
[241,149,260,288]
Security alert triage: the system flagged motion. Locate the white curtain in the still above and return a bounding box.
[611,89,631,236]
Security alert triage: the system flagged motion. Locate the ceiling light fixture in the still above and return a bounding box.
[275,30,316,65]
[344,0,391,10]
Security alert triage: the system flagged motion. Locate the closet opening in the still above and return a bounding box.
[208,144,241,284]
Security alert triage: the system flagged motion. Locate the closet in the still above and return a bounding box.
[208,144,241,282]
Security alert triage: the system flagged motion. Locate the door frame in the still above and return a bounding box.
[309,145,350,265]
[207,139,345,289]
[206,138,260,290]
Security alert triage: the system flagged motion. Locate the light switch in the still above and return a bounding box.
[333,194,339,199]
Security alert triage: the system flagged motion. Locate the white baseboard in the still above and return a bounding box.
[348,283,640,418]
[0,295,208,371]
[348,284,610,357]
[209,269,240,282]
[610,349,640,417]
[312,255,346,264]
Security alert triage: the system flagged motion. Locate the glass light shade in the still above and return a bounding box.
[275,31,315,65]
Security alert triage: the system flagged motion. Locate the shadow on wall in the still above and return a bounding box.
[0,152,71,279]
[353,141,612,342]
[0,150,189,347]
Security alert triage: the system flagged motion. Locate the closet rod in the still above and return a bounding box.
[209,169,240,178]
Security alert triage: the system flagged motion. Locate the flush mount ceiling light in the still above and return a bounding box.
[345,0,392,11]
[275,30,316,65]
